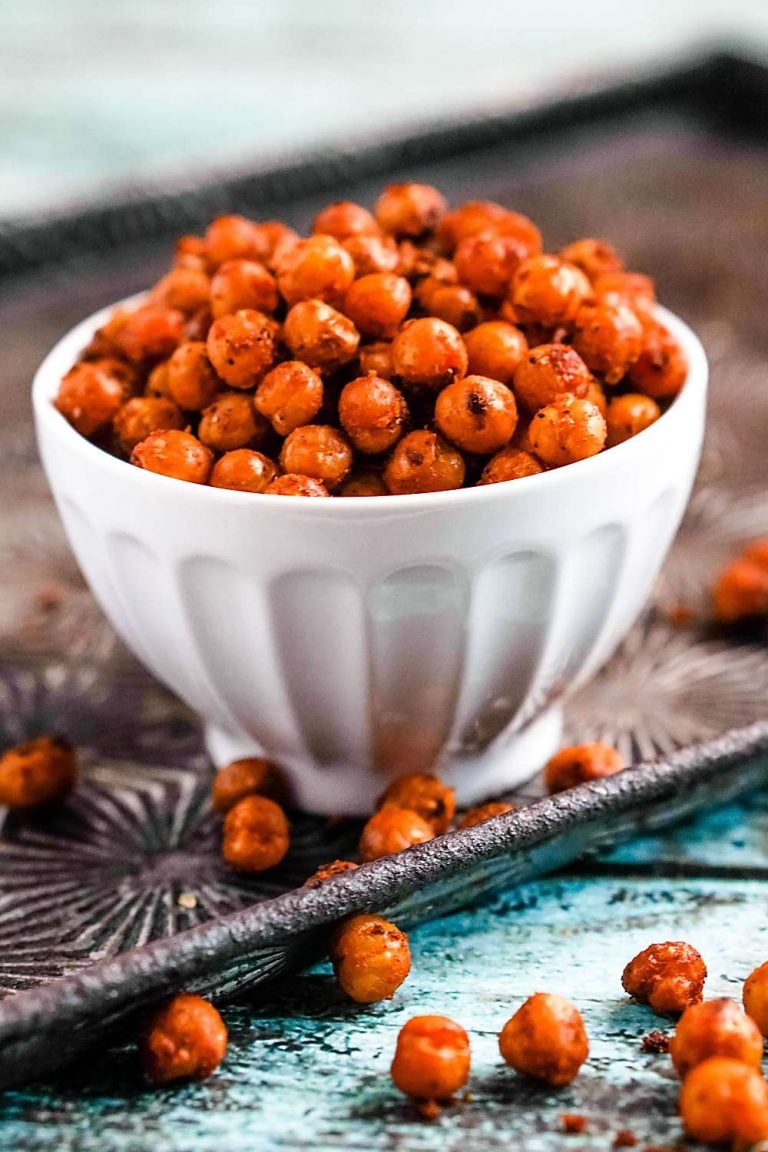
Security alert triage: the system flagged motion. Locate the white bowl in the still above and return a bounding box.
[33,300,707,813]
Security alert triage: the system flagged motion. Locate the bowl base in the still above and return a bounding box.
[204,706,562,815]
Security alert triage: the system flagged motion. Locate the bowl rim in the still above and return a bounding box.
[33,296,708,514]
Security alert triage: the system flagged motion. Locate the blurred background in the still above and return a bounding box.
[2,0,768,223]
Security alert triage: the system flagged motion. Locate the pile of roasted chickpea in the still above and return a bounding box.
[54,183,687,496]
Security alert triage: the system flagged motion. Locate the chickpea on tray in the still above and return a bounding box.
[54,183,686,496]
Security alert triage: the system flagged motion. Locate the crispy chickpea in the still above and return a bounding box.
[559,238,623,282]
[622,942,707,1015]
[398,244,453,282]
[205,214,269,266]
[359,342,395,379]
[606,393,661,447]
[499,993,589,1086]
[304,859,358,886]
[529,394,606,468]
[210,449,278,493]
[151,265,211,314]
[113,396,184,454]
[438,199,511,249]
[628,320,688,399]
[206,309,278,388]
[254,221,300,269]
[425,284,483,332]
[282,299,360,371]
[265,474,330,497]
[455,228,534,297]
[679,1057,768,1145]
[145,360,172,399]
[114,304,184,363]
[313,200,379,240]
[544,742,624,794]
[378,772,456,834]
[374,183,447,238]
[183,306,214,343]
[212,757,287,813]
[359,805,435,861]
[464,321,528,385]
[338,374,408,454]
[384,430,466,495]
[222,794,289,871]
[584,379,608,418]
[435,374,518,455]
[342,233,400,277]
[669,998,763,1078]
[338,471,389,497]
[329,914,411,1004]
[254,361,323,436]
[511,255,592,328]
[141,994,227,1085]
[744,961,768,1035]
[55,361,128,436]
[280,424,353,490]
[0,735,77,809]
[166,341,220,410]
[594,271,656,313]
[713,557,768,622]
[457,801,517,829]
[513,344,592,413]
[198,391,269,453]
[391,1016,471,1100]
[131,429,213,485]
[479,447,544,485]
[277,234,355,307]
[210,259,278,318]
[571,301,644,384]
[342,273,412,339]
[175,234,207,261]
[392,317,468,391]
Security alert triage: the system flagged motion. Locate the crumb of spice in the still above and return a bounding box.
[641,1030,670,1054]
[416,1099,442,1121]
[561,1113,588,1134]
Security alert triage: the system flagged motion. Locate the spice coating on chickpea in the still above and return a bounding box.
[559,238,623,282]
[435,374,518,455]
[0,735,77,809]
[212,757,287,814]
[330,914,411,1003]
[392,317,468,391]
[131,430,213,484]
[571,300,643,384]
[513,343,592,413]
[359,805,435,861]
[544,742,624,794]
[277,234,356,306]
[210,259,278,318]
[141,994,227,1085]
[282,299,360,370]
[622,941,707,1015]
[529,395,607,468]
[378,772,456,834]
[113,304,184,364]
[628,320,687,399]
[280,424,353,490]
[198,391,269,453]
[210,449,279,493]
[313,200,379,241]
[384,431,466,495]
[342,273,412,339]
[391,1016,471,1100]
[166,341,220,410]
[222,794,290,871]
[499,993,589,1086]
[511,255,592,328]
[304,859,358,887]
[375,183,447,238]
[266,474,330,497]
[55,361,128,437]
[669,997,763,1078]
[606,393,661,447]
[206,310,278,388]
[457,801,517,829]
[479,447,544,485]
[254,361,324,437]
[679,1057,768,1145]
[464,321,528,384]
[113,396,184,454]
[338,375,408,454]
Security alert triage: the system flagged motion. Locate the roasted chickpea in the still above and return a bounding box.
[141,994,227,1085]
[198,391,269,453]
[151,265,211,314]
[329,914,411,1004]
[594,271,656,313]
[464,321,528,385]
[164,341,220,410]
[457,801,517,829]
[175,234,207,262]
[222,794,290,871]
[438,200,516,250]
[455,228,533,297]
[374,183,447,237]
[183,306,214,343]
[342,233,400,277]
[529,394,606,467]
[499,993,589,1086]
[378,772,456,834]
[571,300,643,384]
[713,557,768,622]
[205,214,269,266]
[252,361,323,437]
[511,255,592,328]
[282,299,360,371]
[398,243,452,282]
[210,449,278,493]
[391,1016,471,1100]
[669,998,763,1078]
[478,446,544,485]
[55,361,128,437]
[277,234,355,306]
[745,961,768,1035]
[744,539,768,568]
[206,309,278,388]
[113,396,184,454]
[584,379,608,418]
[544,742,624,794]
[338,375,408,454]
[254,221,300,269]
[280,424,353,490]
[606,393,661,446]
[0,735,77,809]
[391,317,468,391]
[513,344,592,413]
[304,859,358,887]
[342,273,412,339]
[359,805,435,861]
[210,259,278,318]
[435,374,518,455]
[131,429,213,485]
[359,342,395,379]
[679,1057,768,1145]
[384,430,466,495]
[212,757,287,813]
[114,304,184,363]
[628,320,688,399]
[559,238,623,282]
[265,474,330,497]
[424,284,483,332]
[622,942,707,1015]
[145,360,172,399]
[313,201,379,240]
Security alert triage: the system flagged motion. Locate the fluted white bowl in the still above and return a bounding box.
[33,300,707,813]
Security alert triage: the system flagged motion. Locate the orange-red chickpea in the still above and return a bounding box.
[0,735,77,809]
[342,273,412,339]
[510,255,592,328]
[131,429,213,485]
[479,446,544,485]
[499,993,589,1086]
[457,801,517,829]
[464,321,528,385]
[528,394,606,468]
[391,1016,471,1100]
[114,304,185,363]
[330,914,411,1004]
[436,374,518,455]
[743,539,768,568]
[679,1057,768,1145]
[205,214,271,266]
[713,557,768,622]
[198,391,269,453]
[210,259,278,318]
[374,183,447,237]
[141,994,227,1085]
[606,393,661,447]
[282,299,360,371]
[266,474,330,497]
[384,430,466,495]
[222,794,290,871]
[210,449,278,493]
[338,374,408,454]
[584,379,608,419]
[628,320,688,399]
[254,361,324,436]
[55,361,129,437]
[559,238,623,282]
[622,942,707,1015]
[313,200,379,240]
[377,772,456,834]
[280,424,353,490]
[175,234,207,262]
[182,306,214,344]
[544,742,624,794]
[438,199,512,249]
[113,396,184,454]
[744,961,768,1035]
[391,317,468,391]
[455,228,532,297]
[338,471,389,497]
[151,265,211,314]
[571,300,644,384]
[145,360,172,399]
[277,234,355,306]
[304,859,358,886]
[424,283,483,332]
[212,757,287,813]
[166,341,221,410]
[594,271,656,313]
[206,309,278,388]
[342,233,400,277]
[513,344,592,413]
[359,342,395,379]
[669,998,763,1078]
[359,805,435,861]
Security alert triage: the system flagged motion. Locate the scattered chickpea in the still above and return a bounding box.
[528,394,607,468]
[571,300,644,384]
[679,1057,768,1146]
[559,238,623,282]
[0,735,77,809]
[221,794,290,871]
[392,317,468,391]
[277,234,356,306]
[544,742,624,794]
[113,396,184,454]
[606,393,661,447]
[378,772,456,834]
[265,474,330,497]
[628,320,687,399]
[114,304,184,363]
[330,914,411,1003]
[384,430,465,495]
[212,757,287,813]
[280,424,353,490]
[513,344,592,413]
[254,361,324,437]
[206,310,278,388]
[342,273,412,339]
[479,447,543,485]
[141,994,227,1085]
[510,255,592,328]
[391,1016,471,1100]
[435,374,518,455]
[198,391,269,453]
[338,375,408,454]
[713,556,768,622]
[282,299,360,370]
[55,361,129,437]
[622,942,707,1015]
[499,993,589,1086]
[131,430,213,484]
[313,200,379,241]
[210,259,278,318]
[744,960,768,1035]
[457,801,517,829]
[464,321,528,385]
[304,859,358,887]
[359,805,435,861]
[210,449,279,493]
[669,998,763,1078]
[374,183,447,237]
